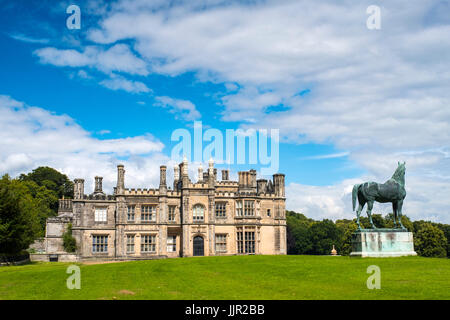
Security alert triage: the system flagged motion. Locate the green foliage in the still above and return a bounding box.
[19,166,73,200]
[309,219,342,255]
[63,223,77,253]
[414,223,447,258]
[0,175,41,254]
[385,213,414,231]
[286,211,312,254]
[336,219,358,256]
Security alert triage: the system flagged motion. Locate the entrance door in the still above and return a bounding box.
[193,236,204,256]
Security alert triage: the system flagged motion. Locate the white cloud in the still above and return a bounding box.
[154,96,201,121]
[100,74,151,93]
[34,44,148,76]
[9,33,50,44]
[0,95,169,193]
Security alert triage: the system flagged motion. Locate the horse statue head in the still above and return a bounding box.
[392,161,406,186]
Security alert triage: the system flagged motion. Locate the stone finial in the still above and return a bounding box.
[198,164,203,183]
[331,245,337,256]
[174,165,180,180]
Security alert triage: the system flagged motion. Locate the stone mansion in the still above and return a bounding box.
[40,158,286,261]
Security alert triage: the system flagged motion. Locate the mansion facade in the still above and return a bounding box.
[42,159,286,260]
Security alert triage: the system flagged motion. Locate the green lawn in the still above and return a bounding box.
[0,255,449,300]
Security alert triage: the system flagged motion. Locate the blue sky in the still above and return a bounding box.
[1,0,449,222]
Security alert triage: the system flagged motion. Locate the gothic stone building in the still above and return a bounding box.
[45,159,286,260]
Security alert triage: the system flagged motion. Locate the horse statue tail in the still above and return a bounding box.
[352,184,360,211]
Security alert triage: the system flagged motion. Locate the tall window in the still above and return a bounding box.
[236,201,243,216]
[94,208,107,222]
[267,209,271,217]
[126,234,135,253]
[237,228,255,254]
[141,205,156,222]
[141,234,156,252]
[193,204,204,222]
[168,206,176,222]
[244,200,254,216]
[167,236,176,252]
[215,234,227,253]
[92,235,108,253]
[215,203,226,218]
[127,205,135,221]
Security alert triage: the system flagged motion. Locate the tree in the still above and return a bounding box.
[286,211,313,254]
[21,180,58,232]
[308,219,342,255]
[414,223,447,258]
[0,175,41,254]
[19,166,73,200]
[336,219,358,256]
[435,223,450,258]
[385,213,413,231]
[63,223,77,253]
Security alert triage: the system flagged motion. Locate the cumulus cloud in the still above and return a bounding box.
[34,44,148,76]
[99,74,151,93]
[0,95,169,193]
[154,96,201,121]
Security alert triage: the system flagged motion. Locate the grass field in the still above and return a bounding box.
[0,255,449,300]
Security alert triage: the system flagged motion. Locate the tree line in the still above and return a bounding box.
[0,167,73,255]
[287,210,449,258]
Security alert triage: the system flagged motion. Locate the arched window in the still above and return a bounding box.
[193,204,205,222]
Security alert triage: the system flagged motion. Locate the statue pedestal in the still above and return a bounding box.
[350,229,417,257]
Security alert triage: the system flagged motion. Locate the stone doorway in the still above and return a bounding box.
[193,236,204,256]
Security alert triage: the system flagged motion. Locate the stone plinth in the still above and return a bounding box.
[350,229,417,257]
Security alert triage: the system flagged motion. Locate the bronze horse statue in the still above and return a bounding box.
[352,162,406,229]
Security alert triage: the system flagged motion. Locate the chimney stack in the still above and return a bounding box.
[116,164,125,194]
[257,179,267,194]
[159,165,167,193]
[94,176,103,194]
[74,179,85,200]
[273,173,285,197]
[222,169,229,181]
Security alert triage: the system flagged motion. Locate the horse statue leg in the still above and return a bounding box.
[366,200,376,229]
[392,201,398,228]
[397,200,406,229]
[356,201,365,230]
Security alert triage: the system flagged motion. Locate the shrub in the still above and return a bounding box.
[63,223,77,253]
